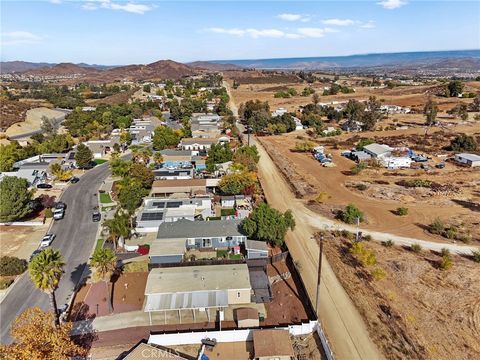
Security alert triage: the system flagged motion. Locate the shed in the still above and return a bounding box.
[246,240,269,259]
[454,153,480,167]
[236,307,259,328]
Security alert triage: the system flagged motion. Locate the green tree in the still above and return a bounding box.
[344,99,365,130]
[206,143,233,171]
[28,248,65,327]
[294,140,315,152]
[447,80,464,97]
[241,203,296,246]
[423,98,438,126]
[40,116,58,137]
[0,176,33,222]
[450,134,477,151]
[109,154,132,177]
[75,143,93,168]
[152,126,180,150]
[336,204,364,224]
[117,181,146,215]
[362,96,383,131]
[143,84,151,93]
[233,145,260,171]
[90,248,117,313]
[0,256,28,276]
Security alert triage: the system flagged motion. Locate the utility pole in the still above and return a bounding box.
[315,234,324,315]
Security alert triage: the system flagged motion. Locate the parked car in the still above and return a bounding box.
[58,303,68,314]
[40,234,56,248]
[70,177,80,183]
[53,208,65,220]
[92,211,101,222]
[435,162,446,169]
[37,183,53,189]
[30,249,42,261]
[55,202,66,210]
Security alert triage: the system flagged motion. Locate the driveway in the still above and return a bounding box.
[0,161,111,344]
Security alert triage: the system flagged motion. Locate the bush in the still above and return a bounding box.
[341,229,355,240]
[428,217,445,235]
[356,183,367,191]
[438,255,453,271]
[349,241,377,267]
[315,192,330,203]
[440,248,450,257]
[350,162,367,175]
[0,279,14,290]
[44,208,53,218]
[0,256,28,276]
[411,243,422,253]
[395,207,409,216]
[382,239,394,247]
[363,234,372,241]
[336,204,364,224]
[472,250,480,263]
[294,141,315,152]
[371,267,387,281]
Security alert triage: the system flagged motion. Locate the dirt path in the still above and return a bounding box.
[225,80,383,360]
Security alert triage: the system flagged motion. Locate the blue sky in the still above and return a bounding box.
[1,0,479,65]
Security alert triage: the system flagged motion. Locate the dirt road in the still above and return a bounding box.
[224,80,383,360]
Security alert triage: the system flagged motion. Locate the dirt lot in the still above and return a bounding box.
[5,107,65,137]
[323,234,480,360]
[226,77,478,112]
[259,129,480,244]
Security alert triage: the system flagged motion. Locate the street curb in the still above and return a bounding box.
[0,273,25,305]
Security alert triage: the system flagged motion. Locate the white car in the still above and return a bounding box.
[40,234,56,248]
[53,208,65,220]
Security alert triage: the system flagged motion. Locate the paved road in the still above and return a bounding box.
[0,162,111,344]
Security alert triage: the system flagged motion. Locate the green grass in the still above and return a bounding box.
[123,260,149,273]
[229,254,242,260]
[95,239,104,251]
[94,159,108,165]
[221,208,236,216]
[99,193,113,204]
[216,250,242,260]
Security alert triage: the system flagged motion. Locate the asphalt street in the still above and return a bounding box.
[0,161,111,344]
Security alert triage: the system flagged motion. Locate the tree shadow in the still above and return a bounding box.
[70,262,90,287]
[450,199,480,212]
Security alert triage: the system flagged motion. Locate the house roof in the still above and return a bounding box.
[181,137,217,145]
[363,143,392,156]
[124,343,187,360]
[156,219,244,239]
[456,153,480,161]
[150,238,186,257]
[152,179,206,188]
[246,240,269,252]
[160,149,192,157]
[253,329,294,358]
[145,264,251,294]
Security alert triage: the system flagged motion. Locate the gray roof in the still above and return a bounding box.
[159,149,192,156]
[157,219,244,239]
[363,143,392,156]
[246,240,269,252]
[456,153,480,161]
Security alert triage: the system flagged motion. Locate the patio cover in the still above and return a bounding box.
[145,290,228,312]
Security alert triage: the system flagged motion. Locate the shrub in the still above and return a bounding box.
[395,207,409,216]
[336,204,364,224]
[356,183,368,191]
[438,255,453,271]
[349,241,377,267]
[371,267,387,281]
[440,248,450,257]
[0,279,14,290]
[411,244,422,253]
[0,256,28,276]
[315,192,331,203]
[363,234,372,241]
[341,229,355,240]
[294,141,315,152]
[44,208,53,218]
[428,217,445,235]
[382,239,394,247]
[350,162,367,175]
[472,250,480,263]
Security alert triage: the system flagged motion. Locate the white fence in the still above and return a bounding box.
[148,321,318,346]
[0,221,44,226]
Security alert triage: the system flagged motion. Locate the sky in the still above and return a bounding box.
[1,0,479,65]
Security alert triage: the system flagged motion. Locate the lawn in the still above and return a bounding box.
[99,192,112,204]
[94,159,108,165]
[216,250,242,260]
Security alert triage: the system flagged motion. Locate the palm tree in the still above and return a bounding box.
[28,248,65,327]
[103,211,130,249]
[140,148,152,164]
[90,248,117,314]
[153,152,164,166]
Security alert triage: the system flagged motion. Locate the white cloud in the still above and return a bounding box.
[1,31,43,45]
[297,27,338,38]
[377,0,407,9]
[277,13,310,22]
[360,21,376,29]
[321,18,355,26]
[82,0,151,14]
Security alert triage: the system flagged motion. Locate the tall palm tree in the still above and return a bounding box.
[153,152,164,166]
[140,148,153,164]
[90,248,117,314]
[28,248,65,327]
[103,211,130,249]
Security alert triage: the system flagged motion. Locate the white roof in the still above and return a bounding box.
[363,143,393,155]
[165,205,196,218]
[456,153,480,161]
[145,264,251,294]
[150,238,185,257]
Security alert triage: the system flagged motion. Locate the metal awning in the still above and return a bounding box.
[145,290,228,312]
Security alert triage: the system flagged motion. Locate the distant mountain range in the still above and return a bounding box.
[1,50,479,80]
[209,49,480,70]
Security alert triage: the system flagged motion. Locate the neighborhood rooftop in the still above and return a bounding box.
[156,219,244,239]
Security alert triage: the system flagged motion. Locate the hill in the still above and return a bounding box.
[24,63,99,76]
[188,61,242,71]
[1,61,55,73]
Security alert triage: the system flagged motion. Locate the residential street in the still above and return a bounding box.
[0,162,111,344]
